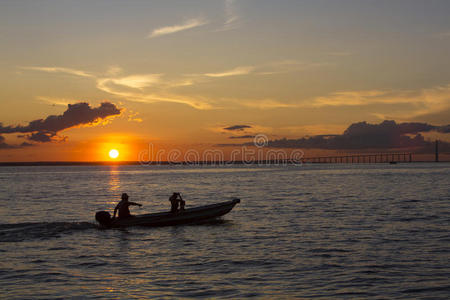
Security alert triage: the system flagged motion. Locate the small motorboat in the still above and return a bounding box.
[95,198,240,228]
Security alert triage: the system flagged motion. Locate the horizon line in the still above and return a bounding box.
[0,159,448,166]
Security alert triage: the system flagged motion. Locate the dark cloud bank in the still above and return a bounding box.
[0,102,121,148]
[224,125,252,131]
[223,120,450,151]
[0,135,31,149]
[229,135,255,139]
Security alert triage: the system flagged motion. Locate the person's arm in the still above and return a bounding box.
[129,201,142,207]
[113,204,119,218]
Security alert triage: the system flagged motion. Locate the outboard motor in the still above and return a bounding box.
[95,211,112,228]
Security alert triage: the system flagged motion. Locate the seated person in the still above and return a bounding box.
[113,193,142,219]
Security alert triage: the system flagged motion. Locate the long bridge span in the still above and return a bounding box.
[302,152,412,164]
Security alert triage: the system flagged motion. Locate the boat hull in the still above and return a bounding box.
[96,199,240,228]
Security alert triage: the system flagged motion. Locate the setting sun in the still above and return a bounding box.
[109,149,119,159]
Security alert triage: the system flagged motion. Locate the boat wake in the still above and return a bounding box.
[0,221,95,243]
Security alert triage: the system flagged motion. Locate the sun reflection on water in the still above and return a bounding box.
[108,165,121,203]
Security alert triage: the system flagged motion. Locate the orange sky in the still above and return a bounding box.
[1,1,449,162]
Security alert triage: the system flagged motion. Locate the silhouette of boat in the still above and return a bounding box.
[95,198,240,228]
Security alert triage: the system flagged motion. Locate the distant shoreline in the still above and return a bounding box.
[0,160,448,166]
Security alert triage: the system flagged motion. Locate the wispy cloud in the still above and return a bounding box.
[30,62,440,115]
[240,99,301,110]
[306,85,450,120]
[37,96,82,106]
[148,18,208,38]
[127,110,143,123]
[21,62,315,111]
[231,83,450,118]
[96,78,214,110]
[95,75,214,110]
[21,66,93,78]
[106,65,122,76]
[22,65,215,110]
[205,66,254,77]
[194,59,328,79]
[312,90,389,107]
[105,74,162,89]
[222,0,240,31]
[225,0,238,24]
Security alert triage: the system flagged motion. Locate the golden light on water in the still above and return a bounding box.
[109,149,119,159]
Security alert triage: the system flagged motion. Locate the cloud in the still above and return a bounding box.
[0,102,122,143]
[205,66,254,77]
[306,84,450,120]
[106,65,122,76]
[20,60,329,111]
[222,0,240,31]
[312,90,390,107]
[437,125,450,133]
[21,64,449,118]
[203,60,326,78]
[311,86,450,110]
[0,135,13,149]
[229,135,254,139]
[217,120,449,150]
[95,78,213,109]
[102,74,162,89]
[20,66,94,78]
[19,60,327,111]
[127,110,143,123]
[37,96,81,106]
[23,65,213,109]
[264,120,450,150]
[27,131,60,143]
[0,135,34,149]
[280,124,348,136]
[21,65,213,110]
[223,125,252,131]
[240,99,300,109]
[148,18,208,38]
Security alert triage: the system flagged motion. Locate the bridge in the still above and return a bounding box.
[302,152,412,164]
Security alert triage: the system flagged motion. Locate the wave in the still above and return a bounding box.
[0,221,95,243]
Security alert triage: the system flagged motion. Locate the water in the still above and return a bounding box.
[0,163,449,299]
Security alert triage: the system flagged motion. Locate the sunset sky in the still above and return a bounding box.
[1,0,450,161]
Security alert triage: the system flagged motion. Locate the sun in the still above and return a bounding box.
[109,149,119,159]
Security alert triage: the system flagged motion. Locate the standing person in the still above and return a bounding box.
[169,192,185,213]
[113,193,142,219]
[179,194,185,211]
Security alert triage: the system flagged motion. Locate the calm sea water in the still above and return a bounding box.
[0,163,449,299]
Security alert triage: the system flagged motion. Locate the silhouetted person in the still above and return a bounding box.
[113,193,142,219]
[169,192,185,213]
[179,194,185,211]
